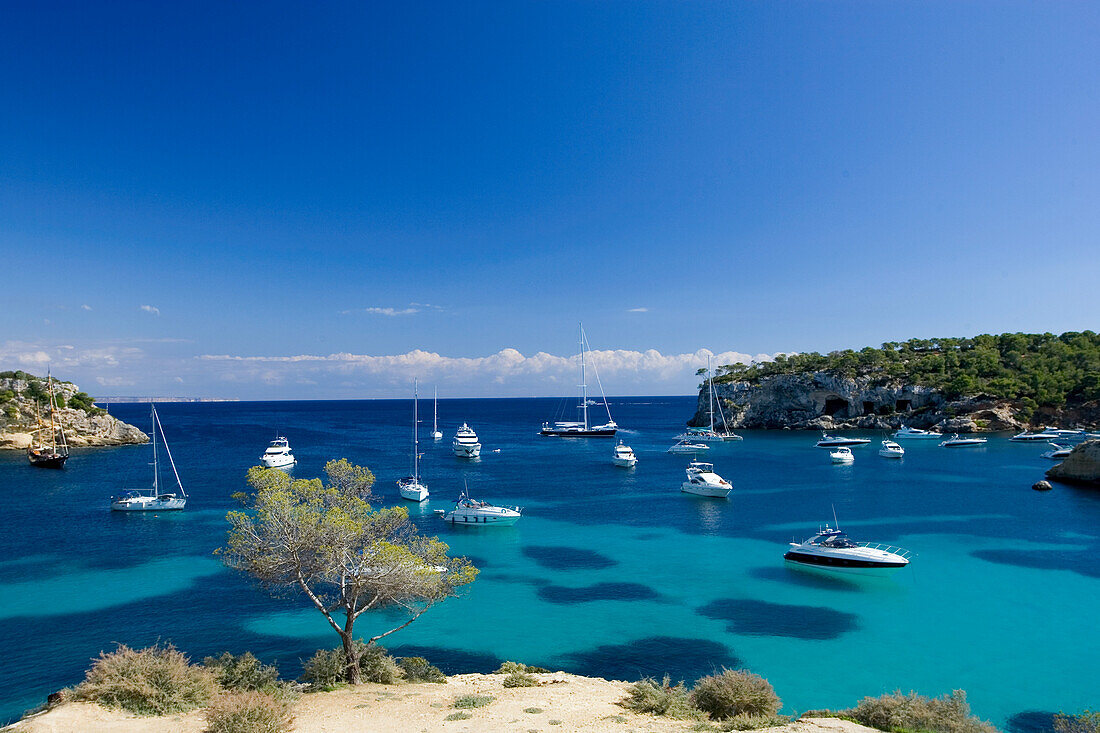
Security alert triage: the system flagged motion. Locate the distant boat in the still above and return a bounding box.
[784,524,911,573]
[397,380,429,502]
[894,425,942,440]
[452,422,482,459]
[816,432,872,448]
[939,434,987,448]
[259,435,296,468]
[612,440,637,468]
[540,325,618,437]
[1040,443,1073,460]
[110,405,187,512]
[27,369,69,469]
[434,488,521,526]
[430,386,443,440]
[830,446,855,463]
[1010,429,1059,442]
[680,461,732,498]
[678,355,744,442]
[668,439,709,455]
[879,440,905,459]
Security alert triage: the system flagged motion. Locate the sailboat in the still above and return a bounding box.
[397,380,430,502]
[110,405,187,511]
[430,386,443,440]
[27,369,69,468]
[675,355,743,442]
[540,325,618,437]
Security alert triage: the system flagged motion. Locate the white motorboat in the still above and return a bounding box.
[939,433,988,447]
[668,439,709,455]
[1040,443,1073,460]
[1010,429,1060,442]
[879,440,905,459]
[612,440,637,468]
[540,325,618,437]
[893,425,942,439]
[680,461,732,498]
[259,436,296,468]
[398,380,429,502]
[784,525,911,573]
[815,432,872,448]
[111,405,187,512]
[453,422,482,458]
[830,446,855,463]
[434,490,521,526]
[430,386,443,440]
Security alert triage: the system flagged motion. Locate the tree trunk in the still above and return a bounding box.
[342,615,361,684]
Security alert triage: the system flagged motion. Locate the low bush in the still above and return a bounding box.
[620,675,696,719]
[205,691,293,733]
[496,661,550,674]
[690,669,780,721]
[502,670,538,688]
[72,643,217,716]
[301,643,401,689]
[718,712,791,730]
[398,656,446,683]
[358,643,401,684]
[445,711,472,721]
[204,652,280,692]
[453,694,494,709]
[1055,711,1100,733]
[843,690,996,733]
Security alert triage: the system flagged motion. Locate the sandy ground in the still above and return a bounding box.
[6,673,879,733]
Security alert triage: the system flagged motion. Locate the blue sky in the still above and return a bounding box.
[1,1,1098,398]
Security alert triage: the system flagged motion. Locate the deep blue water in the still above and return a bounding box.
[1,397,1097,728]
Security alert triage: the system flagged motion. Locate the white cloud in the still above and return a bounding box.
[626,307,649,313]
[139,305,160,316]
[96,376,136,387]
[340,306,420,316]
[81,304,92,311]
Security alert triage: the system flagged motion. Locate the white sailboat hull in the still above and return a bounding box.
[111,495,187,511]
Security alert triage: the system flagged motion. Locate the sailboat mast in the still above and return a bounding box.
[580,324,588,430]
[433,386,438,435]
[413,379,420,481]
[47,369,57,451]
[151,405,158,493]
[154,407,185,496]
[708,354,714,433]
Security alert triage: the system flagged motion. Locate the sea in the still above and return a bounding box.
[1,396,1097,729]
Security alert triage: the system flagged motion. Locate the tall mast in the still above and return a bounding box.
[47,368,57,451]
[413,379,420,482]
[151,405,158,494]
[708,354,714,433]
[579,324,588,430]
[433,385,438,435]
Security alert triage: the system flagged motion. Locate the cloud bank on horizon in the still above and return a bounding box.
[0,340,774,399]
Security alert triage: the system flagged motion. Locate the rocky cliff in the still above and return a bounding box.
[0,374,148,449]
[1046,440,1100,485]
[689,372,1098,432]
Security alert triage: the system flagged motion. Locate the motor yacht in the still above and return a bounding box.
[668,439,709,455]
[680,461,732,497]
[1040,443,1074,460]
[893,425,942,439]
[939,433,987,447]
[612,440,637,468]
[452,423,482,458]
[879,440,905,459]
[815,432,872,448]
[111,405,187,512]
[1010,429,1060,442]
[784,525,911,572]
[830,446,855,463]
[259,436,296,468]
[434,491,521,526]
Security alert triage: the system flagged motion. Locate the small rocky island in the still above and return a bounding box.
[690,332,1100,433]
[0,371,147,449]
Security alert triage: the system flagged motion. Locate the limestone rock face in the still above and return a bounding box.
[1046,440,1100,485]
[0,375,148,449]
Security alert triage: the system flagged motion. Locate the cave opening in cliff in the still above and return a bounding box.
[862,401,875,416]
[896,399,912,411]
[823,397,848,418]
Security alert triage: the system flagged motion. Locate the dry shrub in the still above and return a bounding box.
[844,690,997,733]
[1055,711,1100,733]
[502,670,538,688]
[718,712,791,730]
[453,694,494,709]
[203,652,280,692]
[73,643,217,716]
[620,675,697,719]
[398,656,446,683]
[496,661,550,674]
[301,642,401,688]
[205,691,293,733]
[690,669,780,721]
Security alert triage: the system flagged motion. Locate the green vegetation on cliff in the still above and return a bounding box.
[0,370,104,416]
[716,331,1100,409]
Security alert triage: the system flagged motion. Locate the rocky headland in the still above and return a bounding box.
[0,372,147,450]
[1046,439,1100,485]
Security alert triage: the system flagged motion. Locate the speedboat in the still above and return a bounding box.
[830,447,855,463]
[1010,429,1060,442]
[879,440,905,459]
[259,436,296,468]
[111,405,187,512]
[452,423,482,458]
[668,439,709,455]
[434,491,521,526]
[1040,443,1073,460]
[893,425,942,439]
[815,432,872,448]
[784,525,911,572]
[612,440,637,468]
[680,461,732,497]
[939,433,987,447]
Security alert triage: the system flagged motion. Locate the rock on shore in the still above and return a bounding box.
[0,375,147,450]
[1046,440,1100,485]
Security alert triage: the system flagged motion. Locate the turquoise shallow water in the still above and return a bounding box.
[1,397,1097,728]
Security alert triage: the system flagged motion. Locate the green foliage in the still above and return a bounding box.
[716,331,1100,410]
[502,670,538,688]
[398,656,446,683]
[717,713,791,730]
[0,389,15,403]
[690,669,781,721]
[842,690,997,733]
[3,404,17,420]
[301,648,348,690]
[496,661,550,674]
[453,694,494,709]
[71,643,217,716]
[445,711,472,720]
[67,391,103,414]
[205,690,294,733]
[203,652,281,693]
[301,643,401,688]
[620,675,697,719]
[1055,710,1100,733]
[358,643,402,684]
[525,708,545,714]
